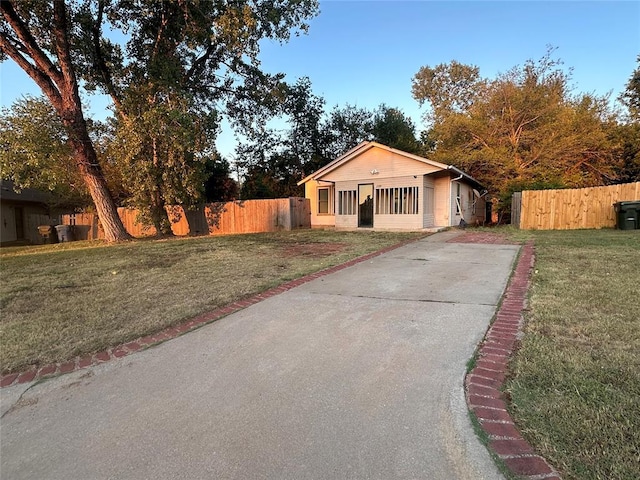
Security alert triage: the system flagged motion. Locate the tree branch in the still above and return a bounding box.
[0,33,63,110]
[89,0,128,123]
[0,1,64,86]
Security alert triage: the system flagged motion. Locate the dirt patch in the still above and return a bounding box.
[280,242,349,258]
[448,231,520,245]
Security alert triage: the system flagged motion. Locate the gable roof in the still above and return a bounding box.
[298,141,485,191]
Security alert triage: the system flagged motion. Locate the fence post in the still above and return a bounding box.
[511,192,522,228]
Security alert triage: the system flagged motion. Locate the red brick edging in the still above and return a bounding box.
[1,236,423,389]
[465,241,561,480]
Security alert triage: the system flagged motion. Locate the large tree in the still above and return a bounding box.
[0,0,318,239]
[412,50,619,210]
[0,0,130,240]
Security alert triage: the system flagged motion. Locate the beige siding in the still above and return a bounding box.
[323,148,440,183]
[423,176,435,227]
[0,204,51,244]
[371,176,422,230]
[305,180,335,227]
[434,176,451,226]
[334,180,360,229]
[451,182,486,226]
[303,144,485,230]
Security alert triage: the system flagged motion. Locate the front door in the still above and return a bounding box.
[358,184,374,228]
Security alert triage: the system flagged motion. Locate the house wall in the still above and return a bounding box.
[323,148,441,182]
[304,180,335,227]
[370,175,423,230]
[450,181,486,226]
[434,176,451,226]
[303,145,486,230]
[1,203,17,243]
[423,176,435,227]
[0,203,51,244]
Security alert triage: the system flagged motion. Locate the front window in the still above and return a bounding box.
[338,190,357,215]
[318,187,331,214]
[375,187,419,214]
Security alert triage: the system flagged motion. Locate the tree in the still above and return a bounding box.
[203,154,239,202]
[236,77,328,198]
[619,55,640,122]
[1,0,318,239]
[322,104,374,159]
[0,0,130,241]
[371,104,422,154]
[412,60,485,121]
[0,96,89,210]
[412,50,619,212]
[613,57,640,183]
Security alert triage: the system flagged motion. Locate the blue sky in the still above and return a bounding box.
[1,1,639,160]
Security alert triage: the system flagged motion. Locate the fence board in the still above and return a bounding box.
[517,182,640,230]
[64,198,311,239]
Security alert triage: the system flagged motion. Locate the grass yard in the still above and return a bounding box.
[497,228,640,480]
[0,229,425,374]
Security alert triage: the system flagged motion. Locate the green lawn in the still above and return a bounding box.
[499,228,640,480]
[0,229,424,374]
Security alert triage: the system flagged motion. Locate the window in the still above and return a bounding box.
[375,187,419,214]
[318,187,331,214]
[338,190,357,215]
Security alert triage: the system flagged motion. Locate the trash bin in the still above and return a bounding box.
[38,225,58,244]
[613,201,640,230]
[55,224,74,242]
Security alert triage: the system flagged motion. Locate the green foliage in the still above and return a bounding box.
[619,55,640,122]
[2,0,319,235]
[412,60,484,120]
[413,49,621,213]
[371,104,422,154]
[203,155,239,202]
[236,83,425,198]
[323,104,374,159]
[0,97,91,209]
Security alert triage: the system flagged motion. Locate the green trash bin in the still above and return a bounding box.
[613,201,640,230]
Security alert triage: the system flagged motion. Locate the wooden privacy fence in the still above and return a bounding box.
[512,182,640,230]
[63,197,311,239]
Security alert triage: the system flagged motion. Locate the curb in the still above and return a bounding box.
[1,235,424,389]
[465,241,561,480]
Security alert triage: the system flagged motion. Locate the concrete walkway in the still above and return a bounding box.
[0,231,519,479]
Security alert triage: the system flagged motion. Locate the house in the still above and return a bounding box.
[298,142,487,230]
[0,180,53,245]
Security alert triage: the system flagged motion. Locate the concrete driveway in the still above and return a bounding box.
[0,232,518,479]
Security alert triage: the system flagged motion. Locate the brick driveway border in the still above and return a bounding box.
[1,235,425,389]
[450,232,561,480]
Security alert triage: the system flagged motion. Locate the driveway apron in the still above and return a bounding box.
[1,233,519,480]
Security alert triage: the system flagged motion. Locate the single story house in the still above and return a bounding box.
[0,180,52,245]
[298,141,488,230]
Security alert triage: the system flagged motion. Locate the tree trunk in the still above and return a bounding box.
[61,104,131,242]
[150,137,173,236]
[150,190,173,236]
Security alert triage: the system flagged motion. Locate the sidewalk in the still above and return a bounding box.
[1,231,519,479]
